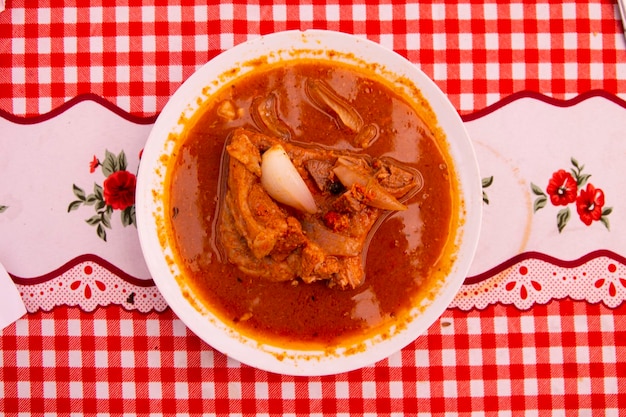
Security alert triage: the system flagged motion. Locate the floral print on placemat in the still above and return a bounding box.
[531,158,612,232]
[68,150,138,241]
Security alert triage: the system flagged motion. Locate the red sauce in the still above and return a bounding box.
[165,60,458,349]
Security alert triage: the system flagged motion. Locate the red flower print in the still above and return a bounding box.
[103,170,137,210]
[546,169,577,206]
[71,149,138,241]
[89,156,100,173]
[532,158,611,232]
[576,183,604,225]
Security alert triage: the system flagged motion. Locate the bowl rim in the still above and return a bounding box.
[136,29,482,376]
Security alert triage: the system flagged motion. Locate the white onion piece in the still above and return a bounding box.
[306,79,363,133]
[333,165,408,211]
[301,220,361,257]
[261,145,318,214]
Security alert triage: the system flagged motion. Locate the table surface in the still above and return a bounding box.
[1,1,626,415]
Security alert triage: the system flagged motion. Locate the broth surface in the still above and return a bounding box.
[166,60,456,348]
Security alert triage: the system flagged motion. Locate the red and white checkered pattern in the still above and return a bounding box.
[1,301,624,415]
[1,1,625,118]
[2,1,626,415]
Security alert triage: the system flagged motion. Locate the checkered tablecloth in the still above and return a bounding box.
[2,1,625,118]
[2,302,624,415]
[1,1,626,416]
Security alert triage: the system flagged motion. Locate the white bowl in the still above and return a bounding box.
[136,29,482,376]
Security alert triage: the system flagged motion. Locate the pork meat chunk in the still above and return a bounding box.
[216,128,422,289]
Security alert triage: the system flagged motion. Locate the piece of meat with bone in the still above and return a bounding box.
[217,128,423,289]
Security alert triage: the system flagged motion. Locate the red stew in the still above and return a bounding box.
[165,60,458,348]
